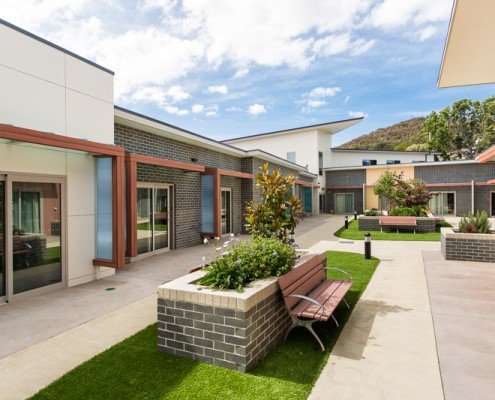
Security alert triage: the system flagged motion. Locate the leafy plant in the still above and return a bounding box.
[458,211,492,234]
[245,163,303,244]
[424,96,495,160]
[364,208,378,216]
[197,237,296,291]
[373,170,432,211]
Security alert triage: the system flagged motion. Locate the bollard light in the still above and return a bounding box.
[354,210,358,220]
[344,215,349,229]
[364,232,371,259]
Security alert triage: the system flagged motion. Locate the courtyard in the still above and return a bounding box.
[1,215,494,399]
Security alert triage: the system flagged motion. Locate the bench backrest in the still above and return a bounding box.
[278,253,327,311]
[379,216,416,224]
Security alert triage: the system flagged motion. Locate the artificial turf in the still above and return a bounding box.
[30,251,380,400]
[334,219,452,242]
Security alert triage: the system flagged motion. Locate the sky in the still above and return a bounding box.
[2,0,494,146]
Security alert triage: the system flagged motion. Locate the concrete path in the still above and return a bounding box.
[423,251,495,400]
[309,239,444,400]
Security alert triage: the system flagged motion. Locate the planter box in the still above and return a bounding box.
[441,227,495,262]
[157,270,291,372]
[358,216,436,233]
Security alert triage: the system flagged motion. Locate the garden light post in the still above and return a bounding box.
[344,215,349,229]
[354,210,357,220]
[365,232,371,259]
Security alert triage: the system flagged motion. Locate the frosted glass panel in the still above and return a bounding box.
[201,175,215,233]
[96,157,113,260]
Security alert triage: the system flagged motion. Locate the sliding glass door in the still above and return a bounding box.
[0,179,5,301]
[136,184,171,256]
[334,193,354,214]
[221,188,232,235]
[429,192,455,215]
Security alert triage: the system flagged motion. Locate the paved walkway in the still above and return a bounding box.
[423,251,495,400]
[308,239,444,400]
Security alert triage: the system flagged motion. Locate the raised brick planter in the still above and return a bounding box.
[357,216,436,233]
[441,228,495,262]
[157,271,291,372]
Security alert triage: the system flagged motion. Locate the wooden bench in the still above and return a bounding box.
[379,216,417,233]
[278,252,353,351]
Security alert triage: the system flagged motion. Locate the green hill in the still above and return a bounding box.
[339,117,429,151]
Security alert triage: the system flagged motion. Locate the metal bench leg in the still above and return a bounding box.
[284,317,299,341]
[342,297,350,310]
[330,314,339,327]
[306,321,325,352]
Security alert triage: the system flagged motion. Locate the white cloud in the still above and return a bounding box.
[366,0,451,31]
[163,105,189,116]
[226,106,243,112]
[248,104,267,116]
[207,85,228,95]
[309,86,342,98]
[166,85,190,102]
[307,100,326,108]
[191,104,204,113]
[414,26,438,42]
[233,67,250,78]
[349,110,368,118]
[344,95,351,104]
[204,105,219,117]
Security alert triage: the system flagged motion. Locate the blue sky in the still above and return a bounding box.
[2,0,494,145]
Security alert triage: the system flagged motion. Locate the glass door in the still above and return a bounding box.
[221,188,232,235]
[136,184,170,257]
[429,192,455,215]
[335,193,354,214]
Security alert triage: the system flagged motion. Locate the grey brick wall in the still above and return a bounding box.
[442,234,495,262]
[427,186,471,216]
[157,293,291,371]
[326,188,364,214]
[415,162,495,184]
[115,123,246,248]
[326,169,366,186]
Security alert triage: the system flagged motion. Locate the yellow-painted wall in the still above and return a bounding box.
[365,166,415,210]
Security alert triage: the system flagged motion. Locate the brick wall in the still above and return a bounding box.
[116,123,247,248]
[358,216,436,232]
[415,162,495,183]
[326,188,364,214]
[157,292,291,371]
[441,230,495,262]
[326,169,366,186]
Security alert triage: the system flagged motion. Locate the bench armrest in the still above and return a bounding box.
[286,294,327,313]
[324,267,352,280]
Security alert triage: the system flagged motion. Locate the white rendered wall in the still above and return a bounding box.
[0,23,114,143]
[0,23,116,288]
[327,151,435,168]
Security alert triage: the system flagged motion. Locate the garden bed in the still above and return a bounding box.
[358,216,436,233]
[441,227,495,262]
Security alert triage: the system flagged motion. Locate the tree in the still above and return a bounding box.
[373,170,432,210]
[424,96,495,160]
[245,163,303,244]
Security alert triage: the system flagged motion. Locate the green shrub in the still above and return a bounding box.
[197,237,296,291]
[364,208,378,216]
[458,211,492,234]
[389,206,426,217]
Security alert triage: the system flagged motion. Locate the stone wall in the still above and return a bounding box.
[157,272,291,372]
[441,228,495,262]
[358,216,436,232]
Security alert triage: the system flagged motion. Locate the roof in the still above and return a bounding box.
[0,18,114,75]
[324,159,477,171]
[438,0,495,87]
[222,117,363,143]
[331,148,437,154]
[114,106,313,175]
[476,144,495,163]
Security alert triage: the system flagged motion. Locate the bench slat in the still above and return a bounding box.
[379,216,417,226]
[278,253,326,291]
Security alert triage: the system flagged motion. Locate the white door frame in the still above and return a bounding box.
[134,182,172,260]
[220,187,233,236]
[2,173,66,303]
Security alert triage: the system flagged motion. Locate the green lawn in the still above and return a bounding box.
[335,219,452,242]
[137,222,168,232]
[30,251,379,400]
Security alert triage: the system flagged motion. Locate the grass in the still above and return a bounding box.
[335,219,452,242]
[137,222,168,232]
[30,251,379,400]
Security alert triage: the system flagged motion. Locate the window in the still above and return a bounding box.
[201,174,215,233]
[362,159,377,166]
[318,152,323,176]
[386,160,401,165]
[287,152,296,163]
[95,157,113,260]
[429,192,455,215]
